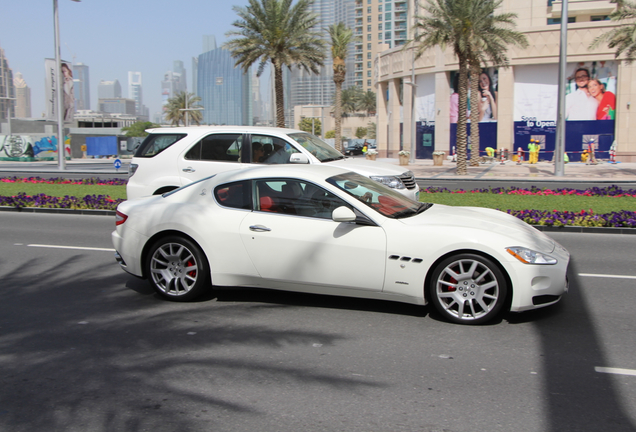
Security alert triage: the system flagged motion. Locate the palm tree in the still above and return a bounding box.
[590,0,636,64]
[411,0,527,174]
[164,92,202,126]
[339,86,363,116]
[358,90,377,116]
[225,0,326,128]
[328,22,354,152]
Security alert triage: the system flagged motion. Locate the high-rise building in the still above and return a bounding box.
[98,79,122,99]
[354,0,409,91]
[197,47,251,126]
[0,45,15,121]
[161,70,185,110]
[128,71,143,115]
[289,0,356,111]
[73,63,90,110]
[193,35,218,99]
[13,72,31,118]
[98,98,136,115]
[173,60,187,93]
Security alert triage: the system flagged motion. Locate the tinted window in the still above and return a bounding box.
[186,134,243,162]
[135,134,186,157]
[251,135,296,164]
[214,181,251,210]
[255,179,350,219]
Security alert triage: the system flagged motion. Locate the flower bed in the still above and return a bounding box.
[0,176,127,186]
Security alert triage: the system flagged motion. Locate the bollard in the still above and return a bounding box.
[517,147,523,165]
[500,148,506,165]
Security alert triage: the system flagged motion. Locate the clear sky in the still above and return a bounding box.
[1,0,263,119]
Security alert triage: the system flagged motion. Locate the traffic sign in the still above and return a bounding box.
[114,158,122,170]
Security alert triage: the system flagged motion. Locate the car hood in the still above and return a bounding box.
[326,158,409,176]
[400,204,555,253]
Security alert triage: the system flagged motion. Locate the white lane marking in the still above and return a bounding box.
[579,273,636,280]
[595,367,636,377]
[26,244,115,252]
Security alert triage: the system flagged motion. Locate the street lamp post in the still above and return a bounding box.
[53,0,81,171]
[554,0,568,177]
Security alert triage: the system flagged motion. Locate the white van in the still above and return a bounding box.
[127,126,419,201]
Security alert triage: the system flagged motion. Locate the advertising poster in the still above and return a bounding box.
[44,59,74,122]
[449,68,498,157]
[514,61,616,161]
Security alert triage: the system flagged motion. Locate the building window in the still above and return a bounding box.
[385,22,392,30]
[591,15,610,21]
[367,70,372,77]
[378,5,382,12]
[378,14,382,21]
[367,79,372,86]
[367,43,372,49]
[367,61,372,68]
[385,12,391,20]
[385,3,392,11]
[547,16,576,25]
[367,6,371,13]
[378,23,383,31]
[367,34,372,41]
[368,25,372,31]
[367,15,372,22]
[385,31,391,40]
[367,52,372,59]
[378,32,383,40]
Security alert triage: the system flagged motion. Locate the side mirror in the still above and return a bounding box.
[289,153,309,164]
[332,206,356,222]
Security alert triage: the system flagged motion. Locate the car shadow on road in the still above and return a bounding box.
[511,261,636,431]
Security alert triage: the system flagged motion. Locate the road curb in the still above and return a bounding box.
[1,205,634,234]
[0,206,115,217]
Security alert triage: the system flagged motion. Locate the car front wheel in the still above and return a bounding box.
[429,253,508,325]
[145,236,210,301]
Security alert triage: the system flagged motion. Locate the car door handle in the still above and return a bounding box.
[182,167,195,173]
[249,225,271,232]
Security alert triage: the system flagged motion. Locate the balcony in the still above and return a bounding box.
[549,0,615,18]
[394,13,406,22]
[395,24,407,30]
[394,31,407,40]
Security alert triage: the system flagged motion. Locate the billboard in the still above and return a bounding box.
[514,61,617,161]
[44,59,74,122]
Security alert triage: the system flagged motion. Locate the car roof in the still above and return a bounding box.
[145,125,306,135]
[210,163,353,185]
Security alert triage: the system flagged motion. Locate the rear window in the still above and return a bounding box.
[134,133,186,157]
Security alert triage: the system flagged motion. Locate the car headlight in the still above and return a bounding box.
[129,163,138,177]
[369,175,405,189]
[506,247,557,265]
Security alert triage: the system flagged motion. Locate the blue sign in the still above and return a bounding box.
[114,158,122,170]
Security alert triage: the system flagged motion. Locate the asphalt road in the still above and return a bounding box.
[1,213,635,432]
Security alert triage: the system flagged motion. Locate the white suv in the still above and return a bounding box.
[127,126,419,201]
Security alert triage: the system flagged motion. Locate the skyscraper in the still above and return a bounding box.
[289,0,356,111]
[128,71,143,115]
[73,63,90,110]
[0,45,15,121]
[197,47,251,126]
[173,60,187,93]
[354,0,410,91]
[98,79,122,99]
[13,72,31,118]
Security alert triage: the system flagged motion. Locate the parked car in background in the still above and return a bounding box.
[113,164,570,325]
[126,127,418,201]
[344,142,364,156]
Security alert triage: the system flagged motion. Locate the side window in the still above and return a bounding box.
[214,181,251,210]
[135,134,186,157]
[255,179,350,219]
[251,135,298,164]
[185,134,242,162]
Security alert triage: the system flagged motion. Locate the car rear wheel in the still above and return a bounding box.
[429,253,507,325]
[146,236,210,301]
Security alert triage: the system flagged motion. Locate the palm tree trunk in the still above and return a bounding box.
[469,61,481,166]
[334,80,343,153]
[456,61,469,175]
[273,61,285,128]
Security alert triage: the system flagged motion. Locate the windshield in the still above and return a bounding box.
[288,132,345,162]
[327,172,429,219]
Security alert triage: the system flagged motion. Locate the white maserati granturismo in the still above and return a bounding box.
[112,164,569,325]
